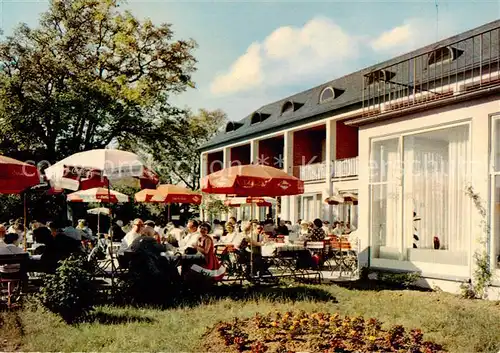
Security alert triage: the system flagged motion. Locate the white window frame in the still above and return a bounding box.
[368,121,472,272]
[489,114,500,275]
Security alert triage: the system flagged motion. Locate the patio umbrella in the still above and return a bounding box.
[0,156,40,194]
[324,195,345,205]
[67,188,129,203]
[44,149,159,191]
[87,207,111,234]
[0,155,42,250]
[67,188,128,234]
[342,193,358,205]
[201,164,304,197]
[224,196,276,207]
[135,184,202,221]
[45,149,157,290]
[201,164,304,276]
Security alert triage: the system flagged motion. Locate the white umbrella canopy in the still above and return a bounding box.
[87,207,111,215]
[44,149,158,191]
[67,187,129,203]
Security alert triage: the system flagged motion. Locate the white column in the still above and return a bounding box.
[200,153,208,179]
[325,120,337,223]
[223,147,231,169]
[281,131,294,221]
[250,140,259,164]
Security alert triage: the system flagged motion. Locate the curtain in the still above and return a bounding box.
[404,125,469,255]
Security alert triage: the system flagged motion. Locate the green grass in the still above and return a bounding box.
[6,284,500,352]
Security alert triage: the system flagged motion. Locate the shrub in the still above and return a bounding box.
[38,254,96,323]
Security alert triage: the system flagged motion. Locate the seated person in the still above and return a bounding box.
[0,232,27,275]
[38,224,83,273]
[178,220,200,254]
[308,218,326,241]
[219,222,243,247]
[275,220,289,236]
[120,219,144,251]
[332,221,344,237]
[109,220,126,242]
[191,223,225,280]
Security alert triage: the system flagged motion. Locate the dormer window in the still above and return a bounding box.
[280,101,304,116]
[320,87,334,103]
[250,112,270,125]
[319,86,344,103]
[427,46,463,66]
[225,121,243,133]
[365,69,395,85]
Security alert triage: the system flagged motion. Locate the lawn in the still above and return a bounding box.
[3,283,500,352]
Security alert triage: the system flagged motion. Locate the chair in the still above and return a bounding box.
[0,253,29,309]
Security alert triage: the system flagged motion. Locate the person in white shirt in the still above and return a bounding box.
[178,219,200,253]
[298,220,310,241]
[121,219,144,250]
[0,232,27,274]
[220,222,246,248]
[332,221,344,237]
[322,221,331,236]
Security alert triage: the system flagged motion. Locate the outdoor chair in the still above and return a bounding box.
[0,253,29,309]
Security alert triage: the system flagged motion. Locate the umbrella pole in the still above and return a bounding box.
[168,203,171,222]
[107,179,115,295]
[250,204,254,278]
[23,192,27,251]
[98,211,101,235]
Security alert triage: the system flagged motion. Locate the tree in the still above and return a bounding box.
[0,0,196,162]
[138,108,227,190]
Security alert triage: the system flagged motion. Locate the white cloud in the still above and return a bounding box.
[210,17,359,96]
[210,42,263,95]
[210,15,460,97]
[370,17,458,56]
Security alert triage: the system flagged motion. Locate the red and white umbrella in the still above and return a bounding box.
[67,188,129,203]
[44,149,158,191]
[201,164,304,197]
[135,184,202,204]
[224,196,276,207]
[0,155,41,194]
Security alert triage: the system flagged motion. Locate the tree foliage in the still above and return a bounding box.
[138,108,227,190]
[0,0,197,162]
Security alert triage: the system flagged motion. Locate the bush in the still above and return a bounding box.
[38,254,97,323]
[203,311,445,352]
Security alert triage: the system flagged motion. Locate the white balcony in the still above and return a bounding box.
[296,157,359,182]
[298,163,327,182]
[333,157,359,178]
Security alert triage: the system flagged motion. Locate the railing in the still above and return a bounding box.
[362,25,500,117]
[333,157,359,178]
[295,157,359,181]
[297,163,326,182]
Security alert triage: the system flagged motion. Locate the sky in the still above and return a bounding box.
[1,0,499,122]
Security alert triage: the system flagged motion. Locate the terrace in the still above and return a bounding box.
[362,25,500,119]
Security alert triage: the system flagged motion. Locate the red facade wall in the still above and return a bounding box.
[230,144,251,166]
[336,121,358,159]
[207,151,223,175]
[258,136,284,168]
[293,129,325,166]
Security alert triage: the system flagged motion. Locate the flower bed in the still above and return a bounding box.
[202,311,445,353]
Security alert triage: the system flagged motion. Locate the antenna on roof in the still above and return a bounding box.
[435,0,439,41]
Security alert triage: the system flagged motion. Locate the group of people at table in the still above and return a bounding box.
[0,215,358,282]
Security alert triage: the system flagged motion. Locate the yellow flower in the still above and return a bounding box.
[368,336,376,341]
[292,320,300,325]
[289,325,296,330]
[271,321,278,327]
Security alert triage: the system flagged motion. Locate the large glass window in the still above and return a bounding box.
[369,124,470,265]
[369,138,402,260]
[403,125,469,265]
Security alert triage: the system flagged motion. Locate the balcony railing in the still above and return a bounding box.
[362,25,500,117]
[297,163,327,182]
[295,157,359,182]
[333,157,359,178]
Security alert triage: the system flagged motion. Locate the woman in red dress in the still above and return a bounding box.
[191,223,225,281]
